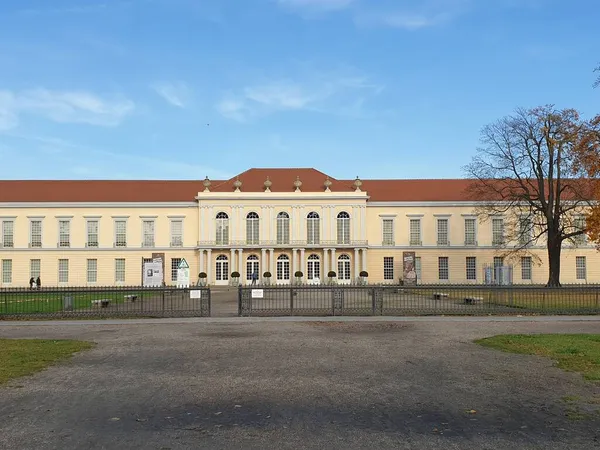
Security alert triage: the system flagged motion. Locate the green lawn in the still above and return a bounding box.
[0,291,145,315]
[475,334,600,381]
[0,339,94,384]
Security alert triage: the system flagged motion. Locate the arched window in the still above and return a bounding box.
[338,254,351,281]
[276,254,290,281]
[216,254,229,281]
[246,212,260,245]
[307,212,320,245]
[337,211,350,245]
[307,254,321,280]
[246,254,259,281]
[277,212,290,245]
[216,212,229,245]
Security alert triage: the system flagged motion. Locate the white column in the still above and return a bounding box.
[292,248,298,276]
[361,206,367,242]
[299,207,305,243]
[207,249,212,284]
[331,248,336,274]
[269,207,274,244]
[300,248,305,281]
[354,248,360,279]
[199,250,204,274]
[330,207,335,243]
[230,249,236,273]
[260,207,266,242]
[352,206,358,241]
[238,248,244,283]
[261,248,267,281]
[362,248,367,274]
[269,249,275,275]
[199,206,204,243]
[324,249,329,276]
[208,207,214,243]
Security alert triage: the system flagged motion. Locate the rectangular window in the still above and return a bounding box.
[466,257,476,280]
[409,219,421,246]
[574,217,586,245]
[115,258,126,283]
[415,257,422,282]
[437,218,449,246]
[521,257,532,280]
[2,259,12,284]
[86,220,99,247]
[1,221,14,248]
[142,220,155,247]
[114,220,127,247]
[30,220,42,247]
[30,259,41,280]
[170,220,183,247]
[382,219,394,245]
[58,220,70,247]
[493,256,504,282]
[171,258,181,282]
[519,216,532,246]
[464,218,476,246]
[383,257,394,280]
[438,257,449,281]
[576,256,586,280]
[87,259,98,283]
[58,259,69,283]
[492,218,504,246]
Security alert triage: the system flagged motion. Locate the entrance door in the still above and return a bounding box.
[215,255,229,285]
[338,254,351,284]
[246,255,259,285]
[276,255,290,284]
[307,254,321,284]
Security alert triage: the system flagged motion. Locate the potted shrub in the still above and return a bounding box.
[263,271,272,285]
[327,270,337,285]
[359,270,369,285]
[294,270,303,285]
[198,272,207,287]
[231,271,240,286]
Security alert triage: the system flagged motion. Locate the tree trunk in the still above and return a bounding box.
[547,233,562,287]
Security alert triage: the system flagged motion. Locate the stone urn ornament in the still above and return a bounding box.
[203,176,211,192]
[353,176,363,192]
[294,176,302,192]
[233,177,242,192]
[324,178,332,192]
[264,176,272,192]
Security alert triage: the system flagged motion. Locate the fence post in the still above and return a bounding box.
[371,287,383,316]
[290,287,294,316]
[161,288,165,317]
[239,286,252,316]
[332,288,344,316]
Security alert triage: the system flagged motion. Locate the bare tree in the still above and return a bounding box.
[464,106,596,287]
[595,64,600,88]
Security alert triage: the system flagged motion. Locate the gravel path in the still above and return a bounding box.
[0,319,599,449]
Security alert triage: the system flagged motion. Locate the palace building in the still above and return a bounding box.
[0,168,597,287]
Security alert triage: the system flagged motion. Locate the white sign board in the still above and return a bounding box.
[251,289,264,298]
[143,260,163,287]
[177,258,190,288]
[189,290,202,299]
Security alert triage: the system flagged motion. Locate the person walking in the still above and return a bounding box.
[36,276,41,289]
[251,271,258,286]
[29,277,35,289]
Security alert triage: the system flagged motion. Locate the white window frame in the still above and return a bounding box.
[2,259,12,285]
[521,256,532,280]
[216,212,229,245]
[381,216,395,246]
[1,219,15,248]
[86,218,100,248]
[383,257,394,280]
[492,217,504,246]
[171,258,182,282]
[464,217,477,246]
[307,212,320,245]
[518,216,533,246]
[141,218,156,248]
[246,212,260,245]
[336,212,351,245]
[87,259,98,284]
[409,217,422,246]
[57,217,72,248]
[438,257,449,281]
[415,257,422,283]
[58,259,69,284]
[276,212,290,245]
[169,218,184,248]
[576,256,586,280]
[115,258,126,284]
[29,218,43,248]
[573,216,586,246]
[436,217,449,246]
[30,259,41,280]
[466,257,476,281]
[113,218,128,248]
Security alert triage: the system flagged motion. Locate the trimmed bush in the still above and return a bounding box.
[231,271,240,278]
[294,271,303,278]
[327,271,337,278]
[359,270,369,277]
[263,271,272,278]
[198,272,207,279]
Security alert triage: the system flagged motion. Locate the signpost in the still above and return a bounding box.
[177,258,190,288]
[143,258,163,287]
[403,252,417,286]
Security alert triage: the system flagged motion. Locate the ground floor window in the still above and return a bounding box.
[246,255,259,281]
[383,257,394,280]
[466,257,476,280]
[87,259,97,283]
[277,255,290,281]
[415,257,421,282]
[338,254,351,280]
[576,256,586,280]
[115,259,126,283]
[521,257,532,280]
[58,259,69,283]
[30,259,41,280]
[2,259,12,284]
[171,258,181,282]
[216,255,229,281]
[307,254,320,280]
[438,257,449,281]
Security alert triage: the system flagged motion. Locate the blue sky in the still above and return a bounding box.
[0,0,598,180]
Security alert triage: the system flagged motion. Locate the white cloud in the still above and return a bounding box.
[0,89,134,130]
[358,11,450,30]
[151,81,191,108]
[277,0,355,12]
[216,71,384,122]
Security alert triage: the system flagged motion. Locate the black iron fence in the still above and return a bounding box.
[0,286,211,319]
[238,284,600,316]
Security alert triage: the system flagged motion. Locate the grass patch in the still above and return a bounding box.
[0,339,94,385]
[475,334,600,381]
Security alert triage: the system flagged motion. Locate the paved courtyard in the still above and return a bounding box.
[0,318,599,449]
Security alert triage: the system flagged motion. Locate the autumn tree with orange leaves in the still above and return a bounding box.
[465,106,599,287]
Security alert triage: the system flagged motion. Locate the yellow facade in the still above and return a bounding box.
[0,185,598,287]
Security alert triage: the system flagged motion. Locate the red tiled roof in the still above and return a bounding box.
[0,169,475,202]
